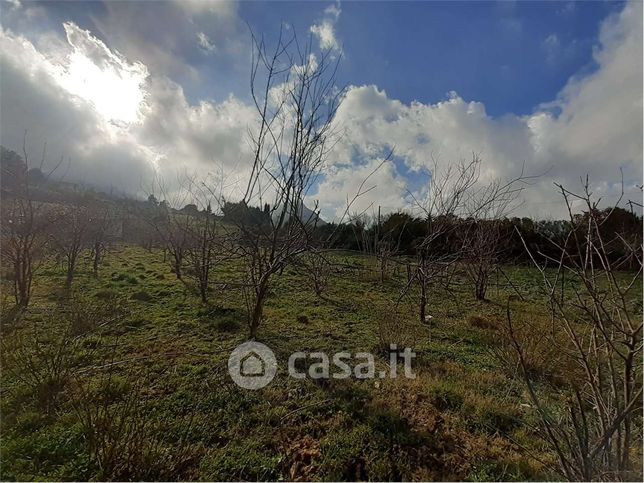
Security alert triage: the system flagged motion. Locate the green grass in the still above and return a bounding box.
[1,244,639,480]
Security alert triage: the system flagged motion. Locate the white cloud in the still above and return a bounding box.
[309,157,409,220]
[310,21,339,52]
[197,32,216,52]
[311,1,642,220]
[557,2,576,16]
[0,23,254,201]
[57,22,148,124]
[310,1,342,53]
[324,1,341,21]
[0,1,640,222]
[542,33,560,63]
[175,0,236,16]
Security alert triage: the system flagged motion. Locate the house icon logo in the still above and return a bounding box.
[240,351,266,376]
[228,341,277,389]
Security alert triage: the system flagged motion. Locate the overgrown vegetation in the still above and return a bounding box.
[0,28,642,481]
[1,234,640,480]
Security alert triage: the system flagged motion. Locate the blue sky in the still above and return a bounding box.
[0,0,641,219]
[242,0,624,116]
[15,0,622,114]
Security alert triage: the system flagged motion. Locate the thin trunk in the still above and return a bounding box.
[249,279,269,339]
[419,280,427,323]
[173,252,182,280]
[65,246,80,288]
[92,242,102,276]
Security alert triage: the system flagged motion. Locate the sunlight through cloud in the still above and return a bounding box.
[56,22,148,124]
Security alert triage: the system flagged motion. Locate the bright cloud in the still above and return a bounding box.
[0,23,253,200]
[310,1,342,52]
[0,1,641,221]
[308,1,642,219]
[56,23,148,124]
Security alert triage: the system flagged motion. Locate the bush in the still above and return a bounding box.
[71,370,199,480]
[0,294,126,413]
[494,312,567,383]
[373,304,417,356]
[68,293,129,336]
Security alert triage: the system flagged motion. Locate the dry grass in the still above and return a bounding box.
[494,310,569,384]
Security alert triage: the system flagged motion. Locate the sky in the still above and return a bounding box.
[0,0,641,220]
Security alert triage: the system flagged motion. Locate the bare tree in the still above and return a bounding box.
[50,200,91,289]
[143,181,193,280]
[87,203,116,277]
[460,174,526,301]
[0,141,59,307]
[184,205,220,304]
[400,156,531,323]
[505,178,643,480]
[165,217,190,280]
[353,207,404,283]
[228,29,344,339]
[401,155,481,324]
[462,220,500,300]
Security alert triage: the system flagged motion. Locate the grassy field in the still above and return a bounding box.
[0,244,640,480]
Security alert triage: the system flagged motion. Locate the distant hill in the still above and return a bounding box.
[1,145,132,205]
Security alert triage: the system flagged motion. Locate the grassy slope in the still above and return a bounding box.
[1,244,639,481]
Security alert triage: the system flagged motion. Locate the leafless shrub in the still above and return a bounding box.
[65,291,129,336]
[143,183,192,280]
[165,217,190,280]
[87,204,118,277]
[494,311,567,383]
[373,303,417,355]
[298,250,331,297]
[460,173,527,301]
[461,219,502,301]
[505,178,643,480]
[400,155,532,327]
[401,156,482,325]
[184,208,221,304]
[0,199,50,308]
[1,318,77,413]
[71,367,199,480]
[144,175,224,303]
[0,294,127,413]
